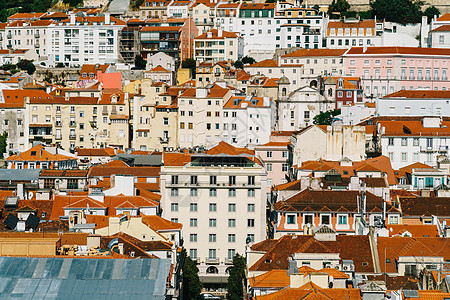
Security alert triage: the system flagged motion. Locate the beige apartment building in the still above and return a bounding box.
[159,142,267,285]
[27,86,131,152]
[177,84,232,149]
[194,29,243,63]
[133,79,180,151]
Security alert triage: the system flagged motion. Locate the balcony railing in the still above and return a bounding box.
[420,146,435,152]
[439,146,448,153]
[205,258,219,264]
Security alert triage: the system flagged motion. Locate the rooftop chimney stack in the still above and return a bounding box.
[218,29,223,37]
[105,13,110,25]
[70,14,75,25]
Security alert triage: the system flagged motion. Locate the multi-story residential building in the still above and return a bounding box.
[275,7,325,50]
[6,144,77,169]
[280,49,347,87]
[215,3,240,33]
[362,116,450,169]
[237,3,276,57]
[222,95,275,147]
[159,142,267,283]
[26,86,131,152]
[377,90,450,117]
[343,47,450,99]
[244,59,304,90]
[0,89,28,154]
[140,0,171,18]
[167,1,190,18]
[272,189,399,237]
[177,84,232,148]
[191,0,216,34]
[194,29,243,63]
[140,18,198,61]
[146,51,176,71]
[277,85,334,131]
[145,65,174,84]
[133,79,183,151]
[326,19,381,48]
[321,76,363,109]
[196,60,231,87]
[429,25,450,48]
[4,19,53,60]
[46,14,126,67]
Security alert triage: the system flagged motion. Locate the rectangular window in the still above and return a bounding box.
[209,218,216,227]
[401,138,407,146]
[338,215,347,224]
[191,175,198,184]
[190,249,197,259]
[171,175,178,184]
[228,203,236,212]
[248,204,255,212]
[171,188,179,196]
[248,176,255,186]
[171,203,178,212]
[247,219,255,227]
[287,215,296,224]
[209,249,216,259]
[229,188,236,197]
[190,188,198,197]
[209,203,217,212]
[209,234,216,242]
[388,138,394,146]
[209,188,217,197]
[190,218,197,227]
[248,189,255,197]
[228,219,236,227]
[247,234,254,243]
[190,203,197,212]
[229,176,236,185]
[228,234,236,243]
[413,138,419,146]
[190,234,197,242]
[210,175,217,184]
[228,249,235,259]
[321,215,330,225]
[266,151,272,158]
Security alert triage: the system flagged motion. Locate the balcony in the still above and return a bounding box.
[7,32,11,39]
[225,258,233,265]
[69,135,76,140]
[35,32,40,38]
[205,258,220,264]
[439,145,449,153]
[160,137,169,144]
[55,122,62,127]
[7,44,12,49]
[34,41,40,48]
[420,146,435,152]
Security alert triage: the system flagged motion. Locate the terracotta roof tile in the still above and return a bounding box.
[141,215,182,231]
[282,48,347,58]
[75,147,116,157]
[346,46,450,56]
[386,224,439,237]
[437,13,450,21]
[88,166,160,177]
[248,269,290,288]
[6,144,76,163]
[196,29,239,39]
[328,20,375,29]
[246,59,278,68]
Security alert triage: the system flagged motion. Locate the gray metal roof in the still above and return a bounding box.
[0,256,171,299]
[0,169,41,181]
[116,154,163,166]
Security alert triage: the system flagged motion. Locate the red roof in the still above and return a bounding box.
[282,48,347,58]
[196,29,239,39]
[6,144,76,163]
[246,59,278,68]
[141,26,181,32]
[384,90,450,99]
[431,25,450,32]
[328,20,375,29]
[346,46,450,56]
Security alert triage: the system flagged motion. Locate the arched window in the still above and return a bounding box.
[310,80,317,88]
[206,266,219,274]
[282,88,287,97]
[225,267,232,274]
[328,88,333,97]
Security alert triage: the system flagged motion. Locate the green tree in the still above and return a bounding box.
[17,60,36,75]
[313,109,341,125]
[134,54,146,70]
[328,0,350,16]
[226,254,246,300]
[62,0,82,7]
[241,56,256,65]
[0,132,8,159]
[182,58,196,77]
[233,60,244,69]
[130,0,145,10]
[180,249,202,300]
[423,6,440,23]
[370,0,423,25]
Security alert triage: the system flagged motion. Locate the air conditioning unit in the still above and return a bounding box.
[343,266,349,271]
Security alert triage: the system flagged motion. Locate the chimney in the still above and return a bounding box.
[17,183,24,200]
[218,29,223,37]
[363,44,367,53]
[118,243,124,254]
[87,234,101,249]
[105,13,110,25]
[70,14,76,25]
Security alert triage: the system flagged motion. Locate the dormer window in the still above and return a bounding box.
[30,151,36,156]
[89,73,94,78]
[82,72,87,78]
[111,95,117,103]
[338,78,343,88]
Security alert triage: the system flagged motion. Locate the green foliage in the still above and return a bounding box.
[0,0,56,22]
[328,0,350,16]
[313,4,320,12]
[226,254,246,300]
[313,109,341,125]
[358,10,373,19]
[241,56,256,65]
[134,54,146,70]
[17,59,36,75]
[62,0,83,7]
[182,58,196,69]
[130,0,145,10]
[423,6,440,23]
[0,132,8,159]
[233,60,244,69]
[180,249,202,300]
[370,0,423,25]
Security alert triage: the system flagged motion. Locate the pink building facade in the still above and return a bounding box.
[343,47,450,100]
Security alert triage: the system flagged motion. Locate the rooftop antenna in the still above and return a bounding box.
[359,180,366,224]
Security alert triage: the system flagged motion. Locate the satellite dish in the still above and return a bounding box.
[246,237,251,244]
[28,192,33,199]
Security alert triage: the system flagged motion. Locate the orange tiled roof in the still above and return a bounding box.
[346,46,450,56]
[385,90,450,98]
[75,147,116,157]
[282,48,347,58]
[386,224,439,237]
[247,59,278,68]
[6,144,76,162]
[431,25,450,32]
[142,215,182,231]
[224,96,271,109]
[207,141,255,156]
[88,165,160,177]
[148,65,170,72]
[436,13,450,22]
[257,285,361,300]
[240,3,275,9]
[60,16,126,26]
[328,20,375,29]
[248,269,290,288]
[377,118,450,137]
[179,84,230,98]
[196,29,239,39]
[141,26,181,32]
